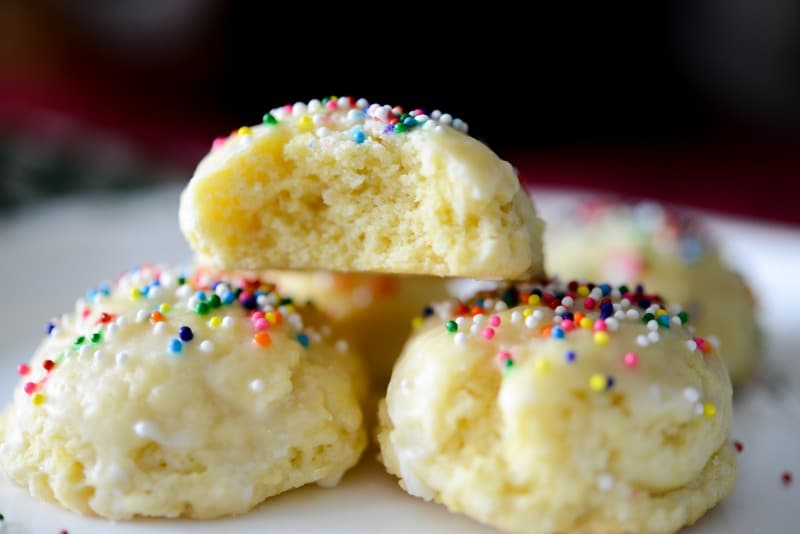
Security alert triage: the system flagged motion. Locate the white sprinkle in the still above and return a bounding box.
[434,125,445,134]
[620,298,631,310]
[648,331,660,343]
[431,109,442,119]
[135,309,147,323]
[249,379,265,392]
[292,102,307,115]
[552,315,563,324]
[596,474,615,491]
[683,387,700,403]
[483,299,495,310]
[470,324,482,335]
[533,309,544,320]
[646,304,660,315]
[335,340,349,353]
[107,323,118,337]
[356,98,368,109]
[525,316,539,329]
[636,335,649,347]
[605,318,619,332]
[93,350,104,362]
[422,119,435,130]
[626,309,640,320]
[215,283,229,297]
[614,310,626,321]
[148,287,162,299]
[647,320,659,331]
[160,272,175,288]
[49,327,60,337]
[133,420,161,440]
[694,403,705,416]
[472,314,485,325]
[187,295,199,310]
[613,303,621,312]
[561,296,574,308]
[153,322,166,335]
[708,336,720,349]
[510,311,522,323]
[199,340,214,353]
[79,345,90,358]
[222,316,234,328]
[439,113,453,125]
[455,316,467,328]
[175,284,191,298]
[494,301,508,312]
[454,332,467,346]
[589,288,603,300]
[116,352,129,366]
[256,294,269,307]
[611,289,621,300]
[686,340,698,352]
[115,316,127,327]
[671,316,682,326]
[555,305,568,315]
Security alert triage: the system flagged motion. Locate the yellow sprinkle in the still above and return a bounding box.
[535,359,551,372]
[589,374,607,392]
[703,403,717,417]
[208,316,222,328]
[298,115,313,131]
[282,304,295,313]
[577,286,590,297]
[527,294,541,305]
[594,331,610,345]
[522,308,533,318]
[129,288,140,300]
[580,317,593,330]
[159,303,172,313]
[411,316,424,330]
[266,312,279,325]
[238,126,252,136]
[655,309,668,317]
[31,393,45,406]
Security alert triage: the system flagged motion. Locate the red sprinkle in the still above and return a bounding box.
[23,382,36,395]
[17,363,30,376]
[98,312,114,324]
[733,441,743,453]
[782,471,793,486]
[43,360,55,372]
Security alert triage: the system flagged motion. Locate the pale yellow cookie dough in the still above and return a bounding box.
[262,270,451,385]
[546,200,759,384]
[179,97,544,280]
[378,281,736,534]
[0,265,367,519]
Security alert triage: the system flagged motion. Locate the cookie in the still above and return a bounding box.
[377,280,735,534]
[0,265,367,519]
[546,200,759,384]
[179,97,544,280]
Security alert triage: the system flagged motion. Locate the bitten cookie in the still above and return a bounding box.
[179,97,544,280]
[263,270,451,385]
[0,265,367,519]
[546,200,759,384]
[378,280,736,534]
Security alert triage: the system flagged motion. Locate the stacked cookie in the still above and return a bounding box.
[0,98,743,533]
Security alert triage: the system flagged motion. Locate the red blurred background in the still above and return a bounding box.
[1,1,798,223]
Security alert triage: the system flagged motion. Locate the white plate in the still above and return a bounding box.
[0,186,798,533]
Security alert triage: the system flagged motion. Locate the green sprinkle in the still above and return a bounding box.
[641,313,655,324]
[504,359,515,373]
[279,297,293,306]
[393,123,407,134]
[74,336,86,346]
[618,285,629,294]
[196,302,210,315]
[263,112,278,125]
[90,332,103,344]
[209,294,222,308]
[177,276,186,286]
[445,320,458,333]
[678,311,689,324]
[55,352,66,365]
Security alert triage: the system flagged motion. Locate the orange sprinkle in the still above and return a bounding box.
[540,325,553,337]
[254,331,272,348]
[573,312,585,324]
[701,343,714,355]
[470,306,484,316]
[150,311,165,324]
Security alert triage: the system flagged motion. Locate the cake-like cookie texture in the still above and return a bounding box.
[262,270,451,385]
[546,200,759,384]
[377,280,736,534]
[0,265,367,520]
[179,97,544,280]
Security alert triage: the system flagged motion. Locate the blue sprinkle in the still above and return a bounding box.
[178,326,194,342]
[422,306,434,317]
[403,117,416,126]
[168,339,183,354]
[562,311,574,321]
[352,130,366,144]
[606,376,616,389]
[240,294,258,310]
[222,291,236,305]
[296,333,310,348]
[657,315,671,328]
[565,350,577,363]
[599,284,612,296]
[195,291,207,302]
[551,326,565,339]
[638,298,651,309]
[475,299,485,308]
[45,322,56,335]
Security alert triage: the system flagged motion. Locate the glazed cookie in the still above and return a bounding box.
[263,270,451,385]
[179,97,544,280]
[0,265,367,519]
[378,280,736,534]
[546,200,759,384]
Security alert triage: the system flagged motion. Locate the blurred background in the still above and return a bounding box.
[1,1,798,222]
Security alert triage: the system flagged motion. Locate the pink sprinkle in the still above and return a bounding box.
[212,137,226,150]
[23,382,36,395]
[496,350,512,364]
[250,311,265,322]
[623,352,639,367]
[561,319,575,331]
[584,297,596,310]
[81,308,91,319]
[283,104,293,113]
[482,327,495,340]
[326,100,338,111]
[694,337,706,350]
[254,318,270,331]
[489,315,501,327]
[17,363,30,376]
[593,319,607,332]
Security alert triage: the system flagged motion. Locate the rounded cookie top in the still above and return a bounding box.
[179,97,544,280]
[0,265,366,519]
[378,279,735,534]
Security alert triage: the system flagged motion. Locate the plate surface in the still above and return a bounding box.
[0,186,798,533]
